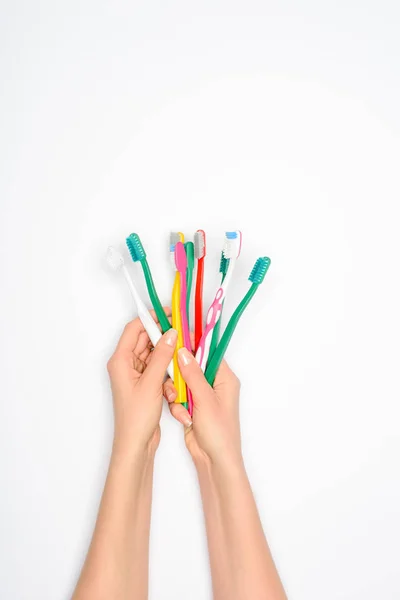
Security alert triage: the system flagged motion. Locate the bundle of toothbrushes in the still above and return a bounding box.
[107,231,270,417]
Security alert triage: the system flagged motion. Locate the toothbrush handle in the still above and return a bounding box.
[195,287,224,371]
[123,267,174,380]
[194,257,204,351]
[205,284,258,385]
[180,270,194,416]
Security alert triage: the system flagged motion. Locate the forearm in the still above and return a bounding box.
[200,456,287,600]
[72,446,155,600]
[196,458,234,599]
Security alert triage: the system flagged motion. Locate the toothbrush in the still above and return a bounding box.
[184,241,194,327]
[195,231,242,372]
[175,241,194,417]
[106,247,174,380]
[126,233,171,333]
[170,233,188,409]
[208,250,229,362]
[205,257,271,385]
[194,230,206,352]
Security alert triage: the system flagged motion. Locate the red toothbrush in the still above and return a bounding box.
[194,230,206,352]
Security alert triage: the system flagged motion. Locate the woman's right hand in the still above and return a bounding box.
[164,348,242,467]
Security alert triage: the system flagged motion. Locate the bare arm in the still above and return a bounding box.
[72,449,155,600]
[72,316,177,600]
[165,349,287,600]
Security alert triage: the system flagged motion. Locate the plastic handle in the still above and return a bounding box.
[178,261,194,416]
[195,287,224,371]
[123,267,174,380]
[194,257,204,351]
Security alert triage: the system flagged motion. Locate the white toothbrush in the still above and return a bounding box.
[195,231,242,371]
[106,246,174,380]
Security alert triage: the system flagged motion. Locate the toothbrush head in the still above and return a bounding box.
[223,231,242,259]
[106,246,125,271]
[175,241,187,273]
[219,251,229,275]
[194,230,206,259]
[126,233,146,262]
[170,232,181,248]
[185,241,195,269]
[249,257,271,285]
[170,232,181,271]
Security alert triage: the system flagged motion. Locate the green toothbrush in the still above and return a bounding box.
[205,257,271,385]
[208,252,230,364]
[184,241,194,328]
[126,233,171,333]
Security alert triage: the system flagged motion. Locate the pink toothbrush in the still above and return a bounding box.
[175,242,194,417]
[196,231,242,372]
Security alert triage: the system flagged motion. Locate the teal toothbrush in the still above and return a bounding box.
[205,257,271,385]
[208,251,230,363]
[126,233,171,333]
[184,241,194,327]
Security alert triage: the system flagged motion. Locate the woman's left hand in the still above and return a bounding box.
[107,310,177,458]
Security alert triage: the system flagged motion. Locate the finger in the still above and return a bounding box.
[213,358,233,384]
[135,330,152,356]
[149,306,172,332]
[115,318,147,355]
[141,329,178,388]
[139,345,151,363]
[115,308,172,355]
[177,348,214,406]
[169,402,193,428]
[150,306,172,323]
[163,378,178,403]
[213,358,241,399]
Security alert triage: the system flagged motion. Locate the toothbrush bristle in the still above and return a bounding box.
[126,233,146,262]
[219,252,229,275]
[170,232,180,249]
[194,230,206,258]
[249,257,271,284]
[223,230,242,259]
[106,246,124,271]
[170,233,181,271]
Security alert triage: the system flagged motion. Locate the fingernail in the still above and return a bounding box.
[164,328,178,346]
[178,347,192,366]
[184,418,193,428]
[167,390,177,401]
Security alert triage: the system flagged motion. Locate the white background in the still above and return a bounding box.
[1,1,400,599]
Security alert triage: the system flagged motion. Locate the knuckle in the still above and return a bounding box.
[107,354,119,374]
[231,373,241,390]
[106,358,115,374]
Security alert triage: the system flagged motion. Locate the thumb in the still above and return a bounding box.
[141,329,177,387]
[178,347,214,406]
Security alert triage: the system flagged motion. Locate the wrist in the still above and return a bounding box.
[111,437,157,469]
[194,449,245,478]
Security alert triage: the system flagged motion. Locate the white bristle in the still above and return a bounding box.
[194,231,205,258]
[169,232,180,271]
[223,231,242,259]
[170,232,180,247]
[107,246,124,271]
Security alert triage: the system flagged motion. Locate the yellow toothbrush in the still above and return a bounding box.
[170,232,188,408]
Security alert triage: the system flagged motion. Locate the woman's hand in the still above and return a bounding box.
[107,311,177,458]
[164,347,242,467]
